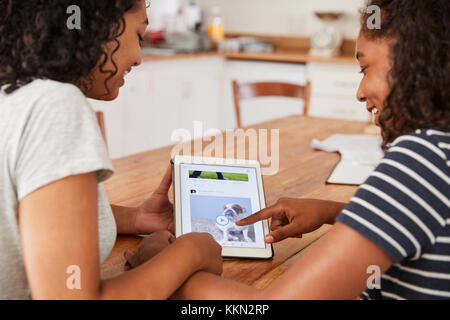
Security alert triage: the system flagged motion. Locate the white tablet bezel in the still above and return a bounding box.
[172,156,273,259]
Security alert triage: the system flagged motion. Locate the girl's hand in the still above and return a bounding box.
[177,233,223,276]
[124,230,175,268]
[236,198,347,243]
[125,231,223,275]
[135,165,174,234]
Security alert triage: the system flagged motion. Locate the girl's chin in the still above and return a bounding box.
[102,90,120,101]
[85,80,121,100]
[92,89,119,101]
[99,83,121,101]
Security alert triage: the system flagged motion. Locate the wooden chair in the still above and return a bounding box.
[232,80,311,128]
[95,111,107,145]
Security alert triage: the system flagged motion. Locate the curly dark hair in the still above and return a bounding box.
[360,0,450,150]
[0,0,143,95]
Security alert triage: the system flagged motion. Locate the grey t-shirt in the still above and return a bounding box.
[0,79,117,299]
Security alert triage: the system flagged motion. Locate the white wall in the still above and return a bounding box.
[193,0,364,39]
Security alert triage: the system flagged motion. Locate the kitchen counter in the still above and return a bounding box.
[141,33,358,65]
[141,51,219,63]
[223,50,357,64]
[142,50,357,65]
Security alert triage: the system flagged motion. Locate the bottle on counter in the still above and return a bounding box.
[184,0,203,31]
[206,6,225,45]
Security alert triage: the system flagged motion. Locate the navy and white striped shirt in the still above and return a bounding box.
[336,128,450,300]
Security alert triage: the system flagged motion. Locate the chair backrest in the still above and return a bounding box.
[95,111,107,145]
[232,80,311,128]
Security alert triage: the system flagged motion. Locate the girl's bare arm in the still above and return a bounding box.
[173,222,392,300]
[19,172,221,300]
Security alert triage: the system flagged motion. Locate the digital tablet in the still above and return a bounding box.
[172,156,273,259]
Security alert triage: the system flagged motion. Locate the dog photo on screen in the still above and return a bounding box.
[190,195,256,243]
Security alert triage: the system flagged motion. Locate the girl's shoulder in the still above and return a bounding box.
[17,79,84,105]
[388,128,450,169]
[2,79,94,127]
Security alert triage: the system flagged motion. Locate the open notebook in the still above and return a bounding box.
[312,134,384,185]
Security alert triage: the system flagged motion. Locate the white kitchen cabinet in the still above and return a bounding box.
[307,62,368,122]
[222,60,308,129]
[89,56,224,159]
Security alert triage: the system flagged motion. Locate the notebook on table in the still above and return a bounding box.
[312,134,383,186]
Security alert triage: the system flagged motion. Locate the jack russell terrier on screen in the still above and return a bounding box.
[215,204,253,242]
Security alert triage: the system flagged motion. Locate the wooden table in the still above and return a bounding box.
[100,115,371,289]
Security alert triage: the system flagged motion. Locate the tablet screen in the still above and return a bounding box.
[179,163,266,249]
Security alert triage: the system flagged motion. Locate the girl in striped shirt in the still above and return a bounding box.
[172,0,450,299]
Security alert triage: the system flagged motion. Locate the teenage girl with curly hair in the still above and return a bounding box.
[173,0,450,300]
[0,0,222,299]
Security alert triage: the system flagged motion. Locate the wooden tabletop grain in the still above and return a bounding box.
[100,115,371,288]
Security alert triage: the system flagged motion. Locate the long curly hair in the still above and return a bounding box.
[0,0,143,96]
[360,0,449,150]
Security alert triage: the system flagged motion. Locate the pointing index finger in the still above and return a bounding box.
[236,206,276,226]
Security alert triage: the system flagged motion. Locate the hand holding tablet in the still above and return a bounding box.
[171,156,273,259]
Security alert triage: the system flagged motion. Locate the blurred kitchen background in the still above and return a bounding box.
[89,0,367,159]
[146,0,362,39]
